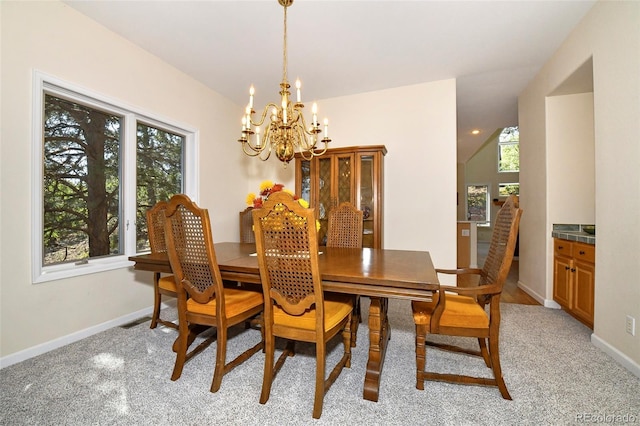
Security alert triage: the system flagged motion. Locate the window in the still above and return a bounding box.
[498,126,519,172]
[135,123,184,252]
[33,72,198,283]
[498,183,520,197]
[466,184,489,225]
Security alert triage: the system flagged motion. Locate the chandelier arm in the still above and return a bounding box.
[292,122,314,150]
[250,102,279,128]
[240,141,265,157]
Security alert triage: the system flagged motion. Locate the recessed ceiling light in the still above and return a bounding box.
[471,129,480,135]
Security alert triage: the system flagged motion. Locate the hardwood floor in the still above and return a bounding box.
[500,260,539,305]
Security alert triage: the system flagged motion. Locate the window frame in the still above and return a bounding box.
[32,71,199,283]
[497,127,520,173]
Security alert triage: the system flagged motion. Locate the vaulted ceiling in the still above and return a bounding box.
[64,0,596,163]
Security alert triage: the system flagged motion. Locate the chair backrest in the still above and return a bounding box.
[239,207,255,243]
[146,201,169,254]
[326,202,363,248]
[164,194,223,305]
[480,195,522,290]
[252,191,323,317]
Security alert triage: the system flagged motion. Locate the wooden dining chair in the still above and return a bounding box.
[239,206,255,243]
[164,194,264,393]
[412,194,522,399]
[326,202,363,347]
[326,202,363,248]
[146,201,178,330]
[252,191,353,419]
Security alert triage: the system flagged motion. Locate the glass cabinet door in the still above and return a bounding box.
[336,155,353,206]
[299,159,311,203]
[359,155,375,248]
[317,157,332,244]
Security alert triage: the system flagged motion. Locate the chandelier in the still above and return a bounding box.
[237,0,330,166]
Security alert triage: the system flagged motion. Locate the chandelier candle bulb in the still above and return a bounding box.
[312,103,318,126]
[249,86,254,109]
[256,127,261,148]
[282,100,287,124]
[324,119,329,138]
[296,79,301,102]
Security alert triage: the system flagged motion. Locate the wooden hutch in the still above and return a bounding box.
[295,145,386,248]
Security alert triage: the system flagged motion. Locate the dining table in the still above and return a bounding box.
[129,242,439,402]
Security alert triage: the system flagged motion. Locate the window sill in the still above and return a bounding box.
[33,256,134,284]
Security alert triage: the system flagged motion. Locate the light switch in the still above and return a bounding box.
[461,229,470,237]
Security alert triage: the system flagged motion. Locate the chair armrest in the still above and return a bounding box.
[436,267,483,276]
[438,283,499,296]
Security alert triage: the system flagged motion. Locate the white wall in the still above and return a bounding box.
[0,1,243,360]
[318,81,458,268]
[519,0,640,372]
[546,92,595,224]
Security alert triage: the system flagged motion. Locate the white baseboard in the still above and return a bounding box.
[516,279,555,307]
[0,302,174,369]
[591,333,640,379]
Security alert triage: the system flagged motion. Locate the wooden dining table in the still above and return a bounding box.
[129,242,439,402]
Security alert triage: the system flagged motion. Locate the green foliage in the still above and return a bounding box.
[43,95,183,265]
[135,124,183,251]
[467,185,488,222]
[498,126,519,172]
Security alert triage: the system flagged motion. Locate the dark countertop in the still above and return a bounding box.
[552,224,595,245]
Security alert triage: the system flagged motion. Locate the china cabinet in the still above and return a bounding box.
[295,145,386,248]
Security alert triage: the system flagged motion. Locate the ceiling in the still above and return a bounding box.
[64,0,595,163]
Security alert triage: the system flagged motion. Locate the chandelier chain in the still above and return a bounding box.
[283,5,288,85]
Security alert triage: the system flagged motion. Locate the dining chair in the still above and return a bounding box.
[146,201,178,330]
[326,202,363,347]
[326,202,363,248]
[412,194,522,399]
[252,191,353,419]
[164,194,264,393]
[239,206,255,243]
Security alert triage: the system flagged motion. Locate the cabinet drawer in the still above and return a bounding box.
[574,242,595,263]
[554,239,573,257]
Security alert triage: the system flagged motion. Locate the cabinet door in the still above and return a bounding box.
[317,156,333,244]
[335,154,354,205]
[553,256,572,308]
[573,260,595,327]
[358,153,375,248]
[298,159,312,204]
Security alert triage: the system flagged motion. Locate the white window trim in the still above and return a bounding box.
[31,70,199,283]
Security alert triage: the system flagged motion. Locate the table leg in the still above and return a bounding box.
[363,296,390,402]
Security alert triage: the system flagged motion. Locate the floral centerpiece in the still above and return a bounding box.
[245,180,304,209]
[246,180,318,230]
